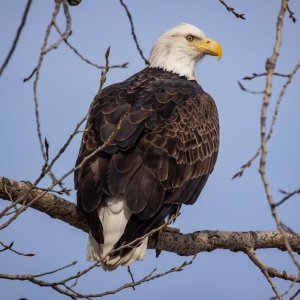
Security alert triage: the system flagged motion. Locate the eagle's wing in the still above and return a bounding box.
[74,68,219,254]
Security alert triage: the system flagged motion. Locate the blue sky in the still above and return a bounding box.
[0,0,300,299]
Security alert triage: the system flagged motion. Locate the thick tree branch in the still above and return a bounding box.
[0,177,88,233]
[1,177,300,256]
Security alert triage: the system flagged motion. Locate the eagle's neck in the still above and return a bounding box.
[148,44,199,82]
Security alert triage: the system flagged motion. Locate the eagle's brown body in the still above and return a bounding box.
[75,67,219,269]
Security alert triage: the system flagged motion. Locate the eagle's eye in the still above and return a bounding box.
[186,35,194,42]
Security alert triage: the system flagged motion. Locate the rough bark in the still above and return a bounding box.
[1,176,299,256]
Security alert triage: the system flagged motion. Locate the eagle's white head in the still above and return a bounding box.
[149,23,222,81]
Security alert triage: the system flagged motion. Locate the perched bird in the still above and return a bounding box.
[75,23,222,271]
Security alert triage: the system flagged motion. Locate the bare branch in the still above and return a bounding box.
[291,288,300,300]
[247,248,300,282]
[287,1,297,23]
[246,249,283,300]
[33,0,61,168]
[238,80,265,94]
[41,0,72,55]
[233,60,300,180]
[219,0,246,19]
[31,1,71,187]
[275,188,300,207]
[274,281,297,299]
[0,240,35,257]
[267,60,300,141]
[232,148,260,179]
[127,267,136,290]
[0,0,32,77]
[23,67,36,82]
[42,138,70,195]
[119,0,150,65]
[54,22,129,69]
[34,261,77,278]
[0,256,196,299]
[243,72,290,81]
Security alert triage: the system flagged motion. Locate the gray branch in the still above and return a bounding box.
[1,176,300,256]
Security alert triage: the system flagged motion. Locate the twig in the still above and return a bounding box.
[281,222,297,235]
[0,240,35,257]
[67,272,80,290]
[56,261,99,290]
[272,280,296,299]
[233,60,300,180]
[119,0,150,65]
[23,67,36,82]
[219,0,246,19]
[287,1,297,23]
[0,0,32,77]
[127,267,136,290]
[33,186,72,195]
[246,249,283,300]
[238,80,265,94]
[54,22,128,69]
[41,0,72,55]
[96,47,110,95]
[267,60,300,141]
[275,188,300,207]
[232,148,260,179]
[42,138,70,195]
[0,256,196,299]
[243,72,290,81]
[33,1,71,185]
[33,0,61,172]
[290,288,300,300]
[34,261,77,278]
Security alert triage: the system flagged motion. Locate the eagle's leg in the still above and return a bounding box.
[154,226,181,258]
[162,205,181,233]
[154,226,180,258]
[154,206,182,257]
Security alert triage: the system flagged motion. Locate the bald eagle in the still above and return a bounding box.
[75,23,222,271]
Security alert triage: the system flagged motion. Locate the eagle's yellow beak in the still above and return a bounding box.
[195,38,222,61]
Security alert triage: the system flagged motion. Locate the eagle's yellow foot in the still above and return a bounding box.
[154,224,180,258]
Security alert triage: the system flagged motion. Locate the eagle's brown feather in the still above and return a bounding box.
[75,67,219,255]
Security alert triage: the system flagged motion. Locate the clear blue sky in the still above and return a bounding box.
[0,0,300,299]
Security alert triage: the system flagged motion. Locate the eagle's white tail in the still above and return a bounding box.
[86,195,148,271]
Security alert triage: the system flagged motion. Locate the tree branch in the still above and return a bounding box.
[259,0,300,275]
[0,0,32,77]
[119,0,150,65]
[1,176,300,256]
[219,0,246,19]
